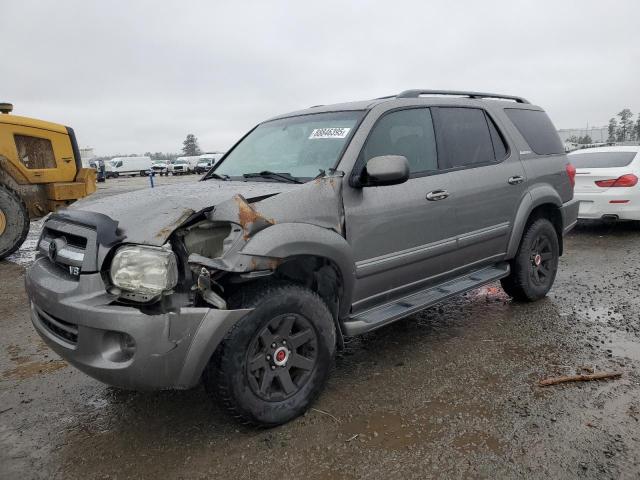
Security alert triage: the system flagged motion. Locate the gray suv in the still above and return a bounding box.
[26,90,579,426]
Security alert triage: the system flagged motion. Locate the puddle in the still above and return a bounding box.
[607,331,640,362]
[339,401,494,451]
[340,412,424,449]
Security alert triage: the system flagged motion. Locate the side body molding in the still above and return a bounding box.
[506,185,562,258]
[242,223,356,319]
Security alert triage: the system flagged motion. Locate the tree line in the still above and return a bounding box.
[94,134,206,162]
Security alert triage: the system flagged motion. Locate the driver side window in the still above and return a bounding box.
[362,108,438,175]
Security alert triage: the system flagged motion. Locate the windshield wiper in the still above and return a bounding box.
[243,171,303,184]
[203,172,230,181]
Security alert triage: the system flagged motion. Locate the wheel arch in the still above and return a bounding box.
[242,223,355,341]
[507,186,564,258]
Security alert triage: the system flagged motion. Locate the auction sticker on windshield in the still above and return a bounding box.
[309,127,351,139]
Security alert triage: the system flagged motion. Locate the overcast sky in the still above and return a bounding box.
[3,0,639,155]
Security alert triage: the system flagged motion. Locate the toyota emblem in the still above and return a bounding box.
[48,237,66,263]
[48,240,58,262]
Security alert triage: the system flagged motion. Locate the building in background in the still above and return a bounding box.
[79,147,96,167]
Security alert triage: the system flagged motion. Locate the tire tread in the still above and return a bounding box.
[205,281,335,427]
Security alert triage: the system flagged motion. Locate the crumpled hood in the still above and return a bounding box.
[71,180,298,245]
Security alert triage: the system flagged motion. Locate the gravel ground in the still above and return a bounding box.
[1,176,640,479]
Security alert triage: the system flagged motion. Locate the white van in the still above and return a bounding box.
[195,152,225,173]
[176,156,202,173]
[110,156,154,176]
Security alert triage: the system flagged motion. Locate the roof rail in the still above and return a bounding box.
[396,89,530,104]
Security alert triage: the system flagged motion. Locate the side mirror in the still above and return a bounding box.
[362,155,410,187]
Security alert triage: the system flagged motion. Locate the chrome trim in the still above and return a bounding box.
[38,239,85,266]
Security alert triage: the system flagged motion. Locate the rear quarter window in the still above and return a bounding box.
[570,152,637,169]
[505,109,564,155]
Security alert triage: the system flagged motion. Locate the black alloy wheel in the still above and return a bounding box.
[246,313,318,401]
[500,217,559,302]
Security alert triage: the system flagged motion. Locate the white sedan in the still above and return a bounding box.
[569,146,640,221]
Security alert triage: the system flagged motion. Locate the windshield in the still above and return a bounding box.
[214,111,364,180]
[175,160,188,164]
[570,151,637,169]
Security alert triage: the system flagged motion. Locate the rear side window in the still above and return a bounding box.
[487,115,508,160]
[570,152,637,169]
[505,109,564,155]
[435,107,495,169]
[362,108,438,174]
[14,135,56,169]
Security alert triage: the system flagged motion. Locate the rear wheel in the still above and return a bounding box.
[204,282,336,427]
[501,218,559,302]
[0,185,30,260]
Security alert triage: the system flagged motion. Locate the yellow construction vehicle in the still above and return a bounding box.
[0,102,96,259]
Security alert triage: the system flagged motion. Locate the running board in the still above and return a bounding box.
[342,262,510,336]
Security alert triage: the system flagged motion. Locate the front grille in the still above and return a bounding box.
[34,305,78,346]
[38,223,90,275]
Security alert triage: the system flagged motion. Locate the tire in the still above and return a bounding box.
[140,170,146,177]
[0,185,30,260]
[204,282,336,427]
[501,218,559,302]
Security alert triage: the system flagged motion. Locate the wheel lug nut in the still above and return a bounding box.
[271,343,277,348]
[271,365,276,370]
[266,354,271,360]
[282,340,287,345]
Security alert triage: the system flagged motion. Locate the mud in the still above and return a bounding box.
[1,177,640,478]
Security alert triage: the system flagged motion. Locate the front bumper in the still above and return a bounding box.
[25,257,250,390]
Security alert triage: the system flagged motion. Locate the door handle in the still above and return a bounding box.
[426,190,449,201]
[508,175,524,185]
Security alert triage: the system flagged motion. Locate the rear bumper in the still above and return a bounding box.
[575,192,640,221]
[45,168,97,202]
[560,198,580,234]
[25,257,251,390]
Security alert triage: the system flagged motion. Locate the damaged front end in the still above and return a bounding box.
[25,175,349,390]
[176,204,282,310]
[173,175,345,312]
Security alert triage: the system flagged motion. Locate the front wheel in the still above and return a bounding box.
[501,218,559,302]
[204,282,336,427]
[0,185,30,260]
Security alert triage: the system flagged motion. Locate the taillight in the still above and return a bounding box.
[595,174,638,188]
[566,163,576,188]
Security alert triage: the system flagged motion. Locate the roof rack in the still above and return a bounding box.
[396,90,530,104]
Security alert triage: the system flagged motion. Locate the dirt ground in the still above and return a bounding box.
[1,175,640,479]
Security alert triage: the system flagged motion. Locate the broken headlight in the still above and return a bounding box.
[110,245,178,300]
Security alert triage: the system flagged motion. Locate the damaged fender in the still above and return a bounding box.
[241,223,355,319]
[186,175,354,315]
